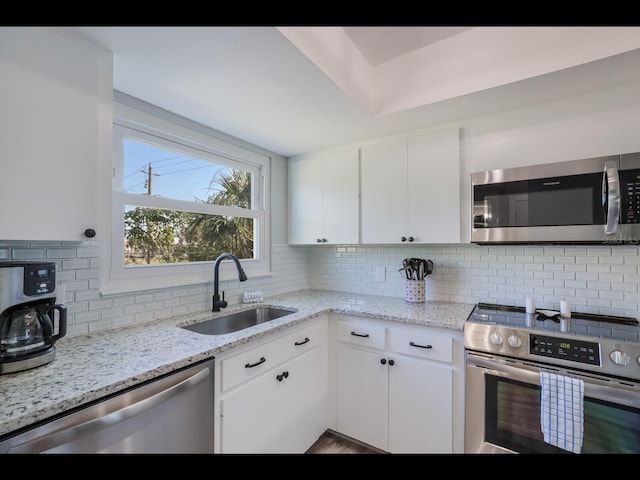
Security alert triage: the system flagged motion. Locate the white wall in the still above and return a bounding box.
[468,81,640,173]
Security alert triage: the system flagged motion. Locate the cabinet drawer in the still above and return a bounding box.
[389,327,452,364]
[221,320,325,392]
[336,319,386,350]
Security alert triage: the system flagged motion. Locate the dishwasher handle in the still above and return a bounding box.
[8,365,211,453]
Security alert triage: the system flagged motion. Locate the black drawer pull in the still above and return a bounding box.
[294,337,310,346]
[409,341,432,349]
[245,356,266,368]
[350,331,370,338]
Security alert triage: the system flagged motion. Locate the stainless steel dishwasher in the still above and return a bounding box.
[0,358,215,454]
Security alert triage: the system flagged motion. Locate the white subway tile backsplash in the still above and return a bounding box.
[600,291,624,300]
[134,311,154,323]
[12,248,44,259]
[46,248,76,259]
[88,320,114,333]
[75,310,101,324]
[2,240,640,336]
[89,299,113,310]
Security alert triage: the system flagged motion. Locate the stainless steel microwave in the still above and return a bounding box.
[471,152,640,244]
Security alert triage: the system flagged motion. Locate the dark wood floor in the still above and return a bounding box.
[305,430,387,454]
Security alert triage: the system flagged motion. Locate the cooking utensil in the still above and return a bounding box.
[425,259,434,276]
[399,258,434,280]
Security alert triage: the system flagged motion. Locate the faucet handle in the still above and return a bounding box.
[212,291,228,312]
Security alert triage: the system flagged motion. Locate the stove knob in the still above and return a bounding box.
[490,331,503,346]
[610,349,631,366]
[508,335,522,348]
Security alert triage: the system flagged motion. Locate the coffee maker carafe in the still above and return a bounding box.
[0,261,67,374]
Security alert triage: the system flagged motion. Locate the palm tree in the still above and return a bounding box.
[184,170,254,260]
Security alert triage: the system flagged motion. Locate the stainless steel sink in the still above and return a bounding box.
[181,306,297,335]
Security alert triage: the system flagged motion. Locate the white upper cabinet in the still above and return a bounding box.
[0,28,113,241]
[361,127,461,244]
[288,146,359,244]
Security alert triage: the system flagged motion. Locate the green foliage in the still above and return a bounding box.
[124,169,253,265]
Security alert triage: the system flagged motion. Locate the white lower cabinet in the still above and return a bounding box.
[214,316,329,453]
[213,312,464,454]
[334,315,464,454]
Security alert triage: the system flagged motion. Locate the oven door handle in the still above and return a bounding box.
[467,352,640,407]
[467,353,543,384]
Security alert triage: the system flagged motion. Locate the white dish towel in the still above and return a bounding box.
[540,369,584,454]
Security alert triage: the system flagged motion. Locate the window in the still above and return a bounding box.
[100,98,270,295]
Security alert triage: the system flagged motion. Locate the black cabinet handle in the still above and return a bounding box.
[388,359,395,366]
[276,371,290,382]
[410,341,433,349]
[245,356,266,368]
[350,331,370,338]
[408,236,414,242]
[401,236,407,242]
[84,228,96,238]
[294,337,310,346]
[380,358,386,365]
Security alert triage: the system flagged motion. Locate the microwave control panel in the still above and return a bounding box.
[620,169,640,224]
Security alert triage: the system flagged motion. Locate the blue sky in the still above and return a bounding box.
[123,139,229,202]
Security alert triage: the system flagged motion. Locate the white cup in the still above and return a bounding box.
[560,300,571,318]
[525,297,536,313]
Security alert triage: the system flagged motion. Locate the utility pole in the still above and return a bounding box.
[140,163,160,195]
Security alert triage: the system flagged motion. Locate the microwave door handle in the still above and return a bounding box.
[603,160,621,235]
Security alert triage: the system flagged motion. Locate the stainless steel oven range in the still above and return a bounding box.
[464,303,640,454]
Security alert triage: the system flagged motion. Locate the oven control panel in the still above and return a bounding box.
[530,334,600,366]
[464,322,640,381]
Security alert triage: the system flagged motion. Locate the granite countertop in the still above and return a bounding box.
[0,289,474,439]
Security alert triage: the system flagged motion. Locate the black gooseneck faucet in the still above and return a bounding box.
[212,253,248,311]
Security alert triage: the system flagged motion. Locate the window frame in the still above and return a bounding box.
[99,100,271,295]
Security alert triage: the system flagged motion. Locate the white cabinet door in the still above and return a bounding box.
[361,128,460,244]
[0,27,112,241]
[361,137,408,243]
[388,354,453,453]
[333,315,461,454]
[289,155,323,244]
[335,344,388,451]
[216,316,329,454]
[288,147,359,244]
[407,128,461,243]
[321,147,359,244]
[221,346,328,453]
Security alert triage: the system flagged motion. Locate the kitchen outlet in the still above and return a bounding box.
[375,266,386,282]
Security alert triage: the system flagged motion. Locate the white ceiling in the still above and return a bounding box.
[69,26,640,158]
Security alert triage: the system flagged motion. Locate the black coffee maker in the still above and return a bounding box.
[0,261,67,374]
